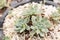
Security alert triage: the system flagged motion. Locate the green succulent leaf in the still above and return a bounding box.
[39,32,45,37]
[30,30,36,37]
[15,16,30,33]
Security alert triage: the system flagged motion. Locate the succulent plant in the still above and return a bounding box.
[14,3,52,37]
[50,7,60,23]
[3,2,59,40]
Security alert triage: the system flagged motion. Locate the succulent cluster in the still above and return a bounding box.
[14,3,52,37]
[3,2,60,40]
